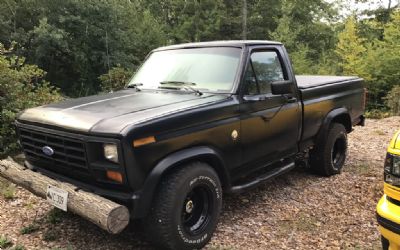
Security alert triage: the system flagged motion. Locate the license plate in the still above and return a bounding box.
[46,185,68,211]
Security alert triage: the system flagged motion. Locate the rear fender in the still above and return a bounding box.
[317,108,351,143]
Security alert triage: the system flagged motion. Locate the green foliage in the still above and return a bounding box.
[1,176,16,200]
[364,109,391,119]
[0,0,342,96]
[0,235,13,248]
[361,11,400,109]
[43,229,59,242]
[20,223,40,235]
[47,208,65,224]
[0,0,167,97]
[0,44,62,158]
[99,67,133,92]
[332,11,400,111]
[385,85,400,115]
[1,182,16,200]
[335,16,367,77]
[11,244,26,250]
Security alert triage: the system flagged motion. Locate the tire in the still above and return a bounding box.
[144,162,222,250]
[381,235,389,250]
[310,123,348,176]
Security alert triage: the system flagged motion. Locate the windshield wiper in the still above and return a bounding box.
[159,81,203,96]
[160,81,196,86]
[127,83,143,91]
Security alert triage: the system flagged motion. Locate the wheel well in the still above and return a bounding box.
[332,113,352,133]
[162,155,229,191]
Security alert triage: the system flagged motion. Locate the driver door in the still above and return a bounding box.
[239,48,301,171]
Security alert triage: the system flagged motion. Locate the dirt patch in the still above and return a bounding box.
[0,117,399,249]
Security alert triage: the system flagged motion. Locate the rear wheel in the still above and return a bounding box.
[310,123,348,176]
[144,162,222,250]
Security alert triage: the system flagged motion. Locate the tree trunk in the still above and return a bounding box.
[242,0,247,40]
[0,158,130,234]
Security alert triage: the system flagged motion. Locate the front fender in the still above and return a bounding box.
[132,146,229,218]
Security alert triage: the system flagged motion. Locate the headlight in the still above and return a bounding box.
[394,156,400,174]
[384,153,400,185]
[103,143,119,163]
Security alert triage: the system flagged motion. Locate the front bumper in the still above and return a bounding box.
[377,194,400,249]
[26,160,151,219]
[25,160,137,203]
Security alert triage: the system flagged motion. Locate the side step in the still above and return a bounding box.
[230,161,296,194]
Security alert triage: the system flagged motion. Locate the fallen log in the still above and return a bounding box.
[0,158,129,234]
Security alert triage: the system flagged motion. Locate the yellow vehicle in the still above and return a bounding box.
[377,130,400,250]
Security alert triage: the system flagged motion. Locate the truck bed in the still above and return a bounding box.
[296,75,364,147]
[296,75,360,89]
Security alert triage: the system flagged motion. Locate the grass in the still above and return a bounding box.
[364,109,391,119]
[20,223,39,235]
[1,185,16,199]
[41,209,64,241]
[12,245,25,250]
[0,178,16,200]
[0,235,13,248]
[42,229,59,242]
[47,208,65,224]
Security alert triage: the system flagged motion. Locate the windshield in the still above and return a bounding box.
[128,47,242,93]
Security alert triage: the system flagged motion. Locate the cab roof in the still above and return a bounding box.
[153,40,283,52]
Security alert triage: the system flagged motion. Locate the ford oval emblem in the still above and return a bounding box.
[42,146,54,156]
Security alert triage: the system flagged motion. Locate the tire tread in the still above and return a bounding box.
[144,162,221,250]
[310,123,347,176]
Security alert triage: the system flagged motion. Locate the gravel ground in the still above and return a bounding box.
[1,117,399,250]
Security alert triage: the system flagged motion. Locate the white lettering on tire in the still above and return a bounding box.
[189,175,220,199]
[177,225,208,244]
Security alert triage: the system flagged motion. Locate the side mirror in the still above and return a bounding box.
[271,81,292,95]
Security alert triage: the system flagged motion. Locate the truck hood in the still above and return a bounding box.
[18,89,229,134]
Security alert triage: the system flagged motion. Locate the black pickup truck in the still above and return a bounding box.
[16,41,365,249]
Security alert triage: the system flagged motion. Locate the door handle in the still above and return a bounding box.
[258,96,267,101]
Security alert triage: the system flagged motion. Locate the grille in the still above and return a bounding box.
[18,127,91,179]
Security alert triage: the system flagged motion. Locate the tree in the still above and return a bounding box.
[363,10,400,108]
[270,0,338,57]
[335,16,367,76]
[99,67,133,92]
[0,0,167,97]
[144,0,224,43]
[0,43,62,157]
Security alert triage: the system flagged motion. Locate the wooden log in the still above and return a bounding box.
[0,158,130,234]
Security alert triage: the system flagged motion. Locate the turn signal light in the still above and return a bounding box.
[133,136,156,147]
[106,171,123,183]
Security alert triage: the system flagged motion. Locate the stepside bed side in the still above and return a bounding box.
[298,77,365,147]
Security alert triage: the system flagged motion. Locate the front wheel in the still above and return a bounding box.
[310,123,348,176]
[144,162,222,250]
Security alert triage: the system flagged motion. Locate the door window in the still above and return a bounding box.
[244,51,285,95]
